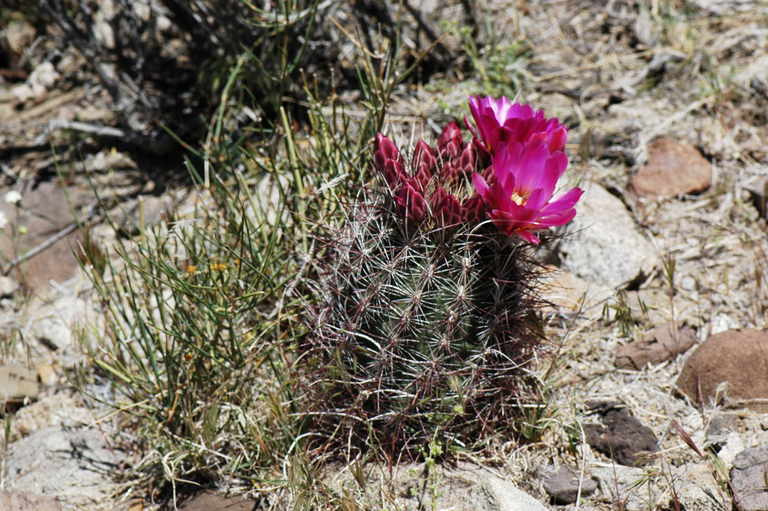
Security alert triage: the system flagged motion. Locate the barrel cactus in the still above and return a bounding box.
[305,97,582,458]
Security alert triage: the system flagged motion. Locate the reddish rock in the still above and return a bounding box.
[631,138,712,197]
[676,329,768,411]
[0,182,89,294]
[178,491,255,510]
[584,402,658,467]
[0,491,62,511]
[615,322,697,369]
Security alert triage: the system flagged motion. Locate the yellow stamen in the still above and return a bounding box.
[510,192,528,206]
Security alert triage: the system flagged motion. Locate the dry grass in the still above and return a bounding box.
[2,1,768,509]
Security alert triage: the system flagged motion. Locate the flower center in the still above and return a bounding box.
[510,191,529,206]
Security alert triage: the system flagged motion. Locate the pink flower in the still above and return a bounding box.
[472,140,583,244]
[468,96,568,154]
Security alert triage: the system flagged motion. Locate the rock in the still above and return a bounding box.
[719,432,747,467]
[83,149,136,173]
[112,193,178,236]
[11,62,60,103]
[705,413,739,449]
[731,446,768,511]
[615,322,697,369]
[4,426,119,508]
[325,462,548,511]
[178,491,256,511]
[0,181,91,294]
[6,393,91,441]
[0,491,62,511]
[26,294,91,352]
[537,464,598,504]
[669,463,726,511]
[437,465,550,511]
[631,138,712,198]
[0,275,20,297]
[711,313,740,335]
[0,365,39,403]
[584,402,658,467]
[559,183,657,289]
[744,175,768,219]
[676,329,768,411]
[35,363,58,387]
[23,270,100,360]
[4,21,36,57]
[540,266,613,320]
[590,464,649,511]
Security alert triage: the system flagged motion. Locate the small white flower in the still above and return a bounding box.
[4,191,22,205]
[0,212,7,229]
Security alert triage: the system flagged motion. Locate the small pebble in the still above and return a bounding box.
[537,465,598,504]
[0,276,19,297]
[680,275,696,291]
[36,363,58,387]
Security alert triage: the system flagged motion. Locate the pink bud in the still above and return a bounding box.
[395,179,427,221]
[412,140,436,191]
[438,121,463,158]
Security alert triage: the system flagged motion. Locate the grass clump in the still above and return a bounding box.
[82,181,298,492]
[77,33,399,502]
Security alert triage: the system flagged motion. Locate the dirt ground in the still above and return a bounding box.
[1,1,767,509]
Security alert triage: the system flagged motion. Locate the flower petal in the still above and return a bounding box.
[508,142,548,194]
[472,172,491,202]
[516,230,540,244]
[539,187,584,216]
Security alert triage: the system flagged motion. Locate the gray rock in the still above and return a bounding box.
[0,365,39,402]
[26,296,88,352]
[5,393,92,442]
[731,446,768,511]
[719,432,747,468]
[670,463,728,511]
[23,271,100,360]
[0,275,20,297]
[559,183,657,289]
[325,462,549,511]
[705,413,739,448]
[591,465,649,511]
[4,426,120,509]
[537,464,598,504]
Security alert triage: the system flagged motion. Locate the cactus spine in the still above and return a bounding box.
[305,119,546,458]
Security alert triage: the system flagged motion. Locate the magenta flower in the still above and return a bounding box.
[472,139,583,244]
[468,96,568,154]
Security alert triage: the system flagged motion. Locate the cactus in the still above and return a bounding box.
[305,119,548,458]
